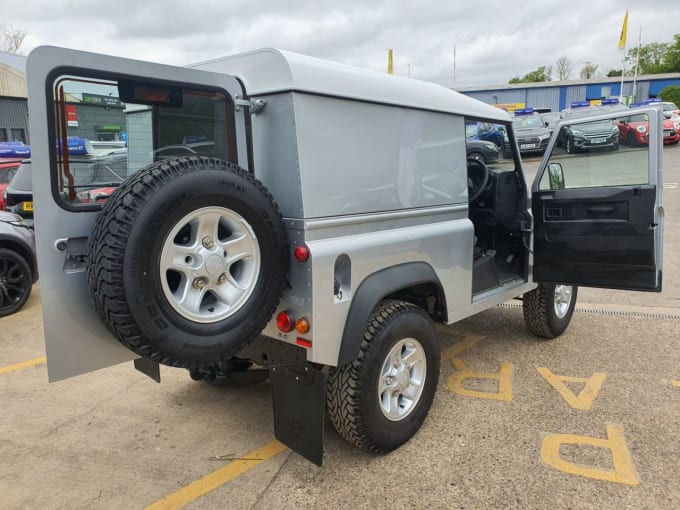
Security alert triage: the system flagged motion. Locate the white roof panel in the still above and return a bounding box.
[190,48,510,123]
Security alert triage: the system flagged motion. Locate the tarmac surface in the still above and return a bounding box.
[1,143,679,510]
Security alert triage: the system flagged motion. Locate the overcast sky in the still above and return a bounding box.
[4,0,680,89]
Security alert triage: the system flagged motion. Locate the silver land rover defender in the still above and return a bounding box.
[26,47,664,465]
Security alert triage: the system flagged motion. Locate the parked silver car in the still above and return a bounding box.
[0,211,37,317]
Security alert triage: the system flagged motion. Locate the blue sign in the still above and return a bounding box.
[601,98,619,105]
[0,141,30,157]
[513,107,535,116]
[570,101,590,108]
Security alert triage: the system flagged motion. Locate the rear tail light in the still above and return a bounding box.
[294,245,310,263]
[295,318,310,334]
[276,311,294,333]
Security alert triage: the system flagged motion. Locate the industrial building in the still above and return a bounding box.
[456,73,680,112]
[3,49,680,143]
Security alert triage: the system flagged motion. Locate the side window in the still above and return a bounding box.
[539,113,649,190]
[51,76,235,207]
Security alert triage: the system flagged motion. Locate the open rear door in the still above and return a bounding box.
[531,107,663,291]
[27,47,250,381]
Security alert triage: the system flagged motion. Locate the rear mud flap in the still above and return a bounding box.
[269,361,327,466]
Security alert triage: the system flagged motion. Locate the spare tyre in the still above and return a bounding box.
[86,156,288,368]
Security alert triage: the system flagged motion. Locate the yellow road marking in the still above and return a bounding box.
[0,356,47,375]
[446,359,513,401]
[541,424,638,486]
[440,334,485,361]
[145,440,288,510]
[536,367,607,410]
[672,381,680,387]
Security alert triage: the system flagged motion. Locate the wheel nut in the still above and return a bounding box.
[385,376,393,385]
[217,273,227,284]
[202,236,214,249]
[192,277,207,289]
[393,359,400,368]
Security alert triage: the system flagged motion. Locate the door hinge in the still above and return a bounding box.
[234,96,267,114]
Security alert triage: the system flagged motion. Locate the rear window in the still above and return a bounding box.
[50,75,235,208]
[0,165,19,185]
[9,163,32,191]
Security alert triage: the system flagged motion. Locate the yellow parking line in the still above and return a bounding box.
[145,440,288,510]
[0,356,47,375]
[672,381,680,388]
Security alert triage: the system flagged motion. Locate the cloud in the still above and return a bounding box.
[5,0,680,88]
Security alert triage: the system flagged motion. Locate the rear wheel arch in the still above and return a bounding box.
[337,262,446,367]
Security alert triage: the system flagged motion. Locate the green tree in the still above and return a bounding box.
[659,85,680,107]
[626,42,670,74]
[508,65,552,84]
[606,69,622,77]
[664,34,680,72]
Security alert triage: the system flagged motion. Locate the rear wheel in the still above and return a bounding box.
[327,300,439,453]
[565,137,576,154]
[0,248,32,317]
[523,283,578,339]
[86,156,288,368]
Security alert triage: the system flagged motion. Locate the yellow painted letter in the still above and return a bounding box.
[536,367,606,410]
[541,424,638,486]
[446,358,512,401]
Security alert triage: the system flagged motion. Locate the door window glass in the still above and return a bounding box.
[51,76,234,207]
[539,113,649,190]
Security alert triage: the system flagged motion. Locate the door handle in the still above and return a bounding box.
[546,207,562,218]
[587,206,614,214]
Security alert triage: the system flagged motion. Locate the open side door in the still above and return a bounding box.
[27,47,250,381]
[531,106,663,291]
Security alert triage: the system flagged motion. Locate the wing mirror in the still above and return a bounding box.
[547,163,565,190]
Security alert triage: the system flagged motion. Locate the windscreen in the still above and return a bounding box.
[51,76,234,207]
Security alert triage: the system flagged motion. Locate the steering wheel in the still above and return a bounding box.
[466,156,490,203]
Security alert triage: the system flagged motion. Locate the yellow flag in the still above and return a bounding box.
[387,49,394,74]
[618,10,628,50]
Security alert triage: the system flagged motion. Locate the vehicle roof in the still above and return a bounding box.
[190,48,511,123]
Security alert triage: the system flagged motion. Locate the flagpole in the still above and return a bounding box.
[618,10,628,103]
[632,28,642,102]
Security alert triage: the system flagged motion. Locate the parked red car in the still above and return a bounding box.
[617,114,680,146]
[0,160,22,210]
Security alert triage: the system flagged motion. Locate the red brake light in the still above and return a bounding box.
[276,311,294,333]
[294,245,310,262]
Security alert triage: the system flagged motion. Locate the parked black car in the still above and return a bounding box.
[512,113,552,154]
[0,211,37,316]
[558,108,620,153]
[466,138,500,164]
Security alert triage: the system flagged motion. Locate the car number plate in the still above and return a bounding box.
[520,143,537,149]
[22,201,33,211]
[591,137,606,144]
[664,130,673,136]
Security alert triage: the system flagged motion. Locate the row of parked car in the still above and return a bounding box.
[488,99,680,158]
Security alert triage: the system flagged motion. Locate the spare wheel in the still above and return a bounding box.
[86,156,288,368]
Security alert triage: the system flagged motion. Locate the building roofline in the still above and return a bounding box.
[455,72,680,92]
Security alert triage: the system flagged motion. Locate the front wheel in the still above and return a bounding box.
[523,283,578,339]
[327,300,440,453]
[565,137,575,154]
